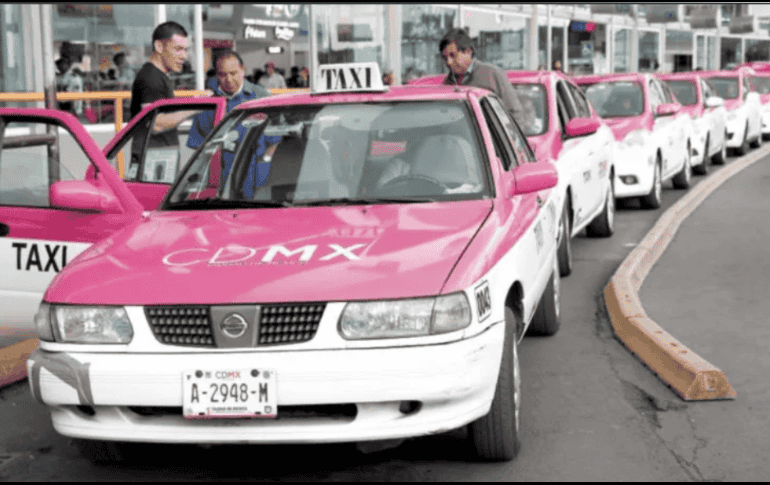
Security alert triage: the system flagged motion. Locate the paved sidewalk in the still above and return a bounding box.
[639,150,770,479]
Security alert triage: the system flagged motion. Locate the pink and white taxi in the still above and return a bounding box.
[0,97,226,338]
[508,70,615,277]
[657,71,728,174]
[747,71,770,140]
[27,63,561,462]
[574,73,693,209]
[699,69,762,156]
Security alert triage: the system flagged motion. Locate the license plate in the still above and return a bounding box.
[182,368,277,419]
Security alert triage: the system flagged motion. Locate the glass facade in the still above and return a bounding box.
[746,38,770,62]
[538,25,567,71]
[401,4,457,77]
[315,4,385,66]
[462,7,530,70]
[638,30,659,72]
[614,29,632,73]
[720,37,742,69]
[0,5,26,94]
[567,21,607,75]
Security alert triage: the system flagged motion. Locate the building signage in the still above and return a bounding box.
[729,16,755,35]
[244,26,267,40]
[646,4,679,23]
[275,26,295,41]
[570,21,597,33]
[690,5,718,30]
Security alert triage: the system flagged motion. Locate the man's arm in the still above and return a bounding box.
[148,110,201,134]
[491,67,526,127]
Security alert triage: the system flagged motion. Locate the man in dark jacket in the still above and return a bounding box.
[439,28,525,126]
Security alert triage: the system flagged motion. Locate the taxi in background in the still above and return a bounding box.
[698,68,762,156]
[574,73,693,209]
[508,70,615,277]
[746,70,770,141]
[0,98,226,338]
[28,63,561,463]
[657,71,728,174]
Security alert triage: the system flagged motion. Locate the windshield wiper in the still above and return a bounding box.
[165,198,292,210]
[295,197,434,207]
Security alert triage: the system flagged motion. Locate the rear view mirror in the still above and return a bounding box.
[50,180,122,213]
[704,96,724,108]
[509,160,558,196]
[655,103,680,117]
[564,117,601,138]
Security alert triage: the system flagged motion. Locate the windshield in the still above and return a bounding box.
[750,76,770,94]
[511,83,548,136]
[664,80,697,106]
[164,101,489,209]
[581,81,645,118]
[707,77,739,100]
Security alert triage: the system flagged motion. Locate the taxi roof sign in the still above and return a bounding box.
[313,62,387,94]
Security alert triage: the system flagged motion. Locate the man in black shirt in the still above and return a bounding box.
[129,21,198,179]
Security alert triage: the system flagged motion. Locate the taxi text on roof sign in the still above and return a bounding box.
[314,62,386,94]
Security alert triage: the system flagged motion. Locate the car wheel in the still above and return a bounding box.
[526,258,561,336]
[75,439,134,464]
[468,306,521,462]
[750,130,763,148]
[556,200,572,277]
[712,134,727,165]
[693,137,709,175]
[640,158,662,210]
[586,177,614,238]
[672,142,691,189]
[734,123,749,156]
[763,132,770,141]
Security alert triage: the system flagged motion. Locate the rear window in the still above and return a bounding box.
[707,77,739,100]
[511,83,548,136]
[581,81,645,118]
[664,80,697,106]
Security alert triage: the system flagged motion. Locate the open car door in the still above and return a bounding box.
[102,97,227,210]
[0,108,144,337]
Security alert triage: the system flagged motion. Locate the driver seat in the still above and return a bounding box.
[411,134,477,186]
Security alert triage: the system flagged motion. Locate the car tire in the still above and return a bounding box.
[556,200,572,277]
[763,132,770,141]
[526,258,561,336]
[640,157,662,210]
[712,134,727,165]
[734,123,749,156]
[75,439,133,464]
[750,130,762,149]
[693,137,709,175]
[468,306,521,462]
[586,177,614,238]
[672,142,691,189]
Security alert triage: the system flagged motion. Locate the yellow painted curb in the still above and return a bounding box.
[604,143,770,400]
[0,338,38,388]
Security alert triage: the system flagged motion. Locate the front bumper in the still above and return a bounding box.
[726,116,747,148]
[28,322,504,444]
[612,146,655,199]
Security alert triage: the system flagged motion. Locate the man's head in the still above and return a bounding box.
[151,21,189,73]
[113,52,127,68]
[439,29,475,78]
[265,61,275,76]
[300,67,309,81]
[215,50,246,96]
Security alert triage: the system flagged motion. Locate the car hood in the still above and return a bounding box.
[603,115,652,142]
[46,201,494,305]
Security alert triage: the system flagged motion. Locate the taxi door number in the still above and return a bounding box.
[183,368,277,419]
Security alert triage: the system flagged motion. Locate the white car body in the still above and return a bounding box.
[702,71,762,151]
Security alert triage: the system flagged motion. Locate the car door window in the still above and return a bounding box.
[556,81,579,120]
[567,83,592,118]
[486,96,537,164]
[742,76,750,100]
[659,81,676,104]
[106,105,217,184]
[648,79,665,111]
[0,120,88,208]
[701,79,712,103]
[481,100,517,170]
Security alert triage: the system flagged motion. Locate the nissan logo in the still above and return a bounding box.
[220,313,248,339]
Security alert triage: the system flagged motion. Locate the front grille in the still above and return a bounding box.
[258,303,325,346]
[145,303,325,348]
[145,306,215,347]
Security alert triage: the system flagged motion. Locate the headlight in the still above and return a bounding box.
[339,292,471,340]
[37,304,134,344]
[622,129,646,148]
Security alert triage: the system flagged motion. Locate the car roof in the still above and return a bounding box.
[656,72,704,82]
[572,72,646,85]
[505,70,565,84]
[232,85,485,111]
[697,70,741,79]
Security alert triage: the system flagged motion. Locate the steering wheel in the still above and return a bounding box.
[378,174,448,194]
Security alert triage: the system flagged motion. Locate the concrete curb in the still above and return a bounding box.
[604,143,770,400]
[0,338,38,389]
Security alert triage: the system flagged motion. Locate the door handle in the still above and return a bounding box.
[0,223,9,237]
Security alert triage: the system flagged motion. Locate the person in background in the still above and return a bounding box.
[113,52,136,88]
[55,56,83,116]
[187,50,278,198]
[382,69,394,86]
[253,68,266,86]
[286,66,303,87]
[403,66,416,84]
[439,28,525,126]
[260,61,287,90]
[553,60,563,72]
[299,67,309,87]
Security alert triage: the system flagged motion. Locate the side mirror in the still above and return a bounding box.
[50,180,122,213]
[509,160,558,196]
[704,96,724,108]
[564,117,601,138]
[655,103,680,117]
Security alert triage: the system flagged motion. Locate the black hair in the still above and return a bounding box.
[152,21,188,46]
[56,56,71,74]
[113,52,126,65]
[439,28,474,56]
[214,50,244,69]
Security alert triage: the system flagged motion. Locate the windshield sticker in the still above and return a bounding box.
[242,112,268,127]
[474,280,491,323]
[162,243,367,267]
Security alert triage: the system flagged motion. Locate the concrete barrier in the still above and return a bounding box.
[0,338,38,388]
[604,143,770,400]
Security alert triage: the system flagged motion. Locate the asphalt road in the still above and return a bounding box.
[1,145,768,480]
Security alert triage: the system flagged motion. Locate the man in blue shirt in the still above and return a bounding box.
[187,50,280,197]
